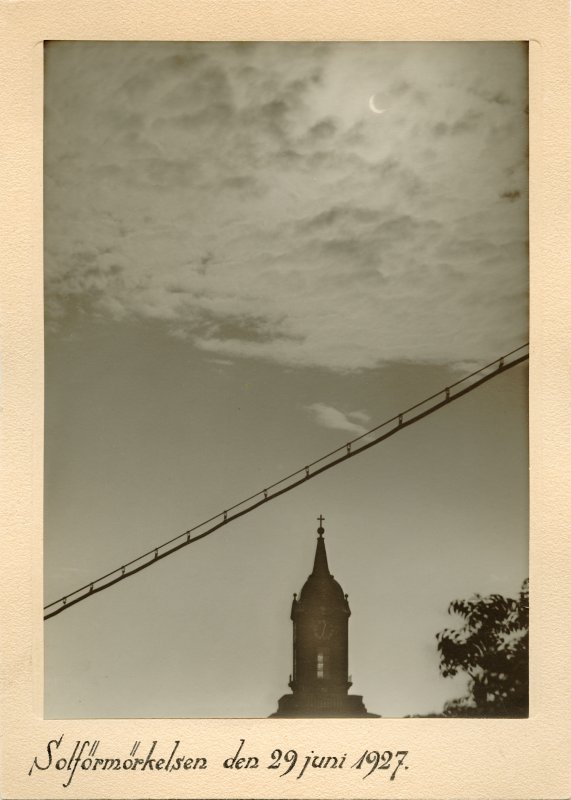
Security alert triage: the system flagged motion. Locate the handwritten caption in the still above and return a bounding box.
[29,735,410,788]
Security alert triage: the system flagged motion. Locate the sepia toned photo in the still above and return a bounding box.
[43,40,529,721]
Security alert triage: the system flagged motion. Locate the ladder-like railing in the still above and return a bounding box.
[44,343,529,621]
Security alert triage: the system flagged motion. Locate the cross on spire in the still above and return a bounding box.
[317,514,325,536]
[317,514,325,526]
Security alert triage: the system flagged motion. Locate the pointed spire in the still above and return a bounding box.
[295,516,348,610]
[312,516,330,576]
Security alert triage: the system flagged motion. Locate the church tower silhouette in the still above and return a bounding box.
[271,517,378,717]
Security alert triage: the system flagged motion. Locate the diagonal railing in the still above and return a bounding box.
[44,343,529,621]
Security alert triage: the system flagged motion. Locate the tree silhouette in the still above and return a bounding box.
[436,579,529,717]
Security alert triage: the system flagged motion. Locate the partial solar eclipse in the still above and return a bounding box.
[368,94,386,114]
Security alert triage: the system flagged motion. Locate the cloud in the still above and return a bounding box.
[44,41,528,372]
[208,358,234,367]
[305,403,372,436]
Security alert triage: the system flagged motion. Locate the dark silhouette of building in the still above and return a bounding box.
[271,517,378,718]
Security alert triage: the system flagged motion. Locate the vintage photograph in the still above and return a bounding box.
[43,40,529,720]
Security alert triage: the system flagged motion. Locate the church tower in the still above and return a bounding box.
[271,517,377,718]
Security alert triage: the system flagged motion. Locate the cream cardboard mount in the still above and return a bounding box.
[1,1,571,798]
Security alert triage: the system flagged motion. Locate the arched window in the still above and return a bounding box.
[317,651,324,679]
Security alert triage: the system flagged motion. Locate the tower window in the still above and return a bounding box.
[317,652,324,679]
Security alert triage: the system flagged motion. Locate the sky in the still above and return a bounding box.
[43,41,529,719]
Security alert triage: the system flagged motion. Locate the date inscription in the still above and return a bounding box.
[267,746,409,780]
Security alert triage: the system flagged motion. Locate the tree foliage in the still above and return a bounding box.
[436,579,529,717]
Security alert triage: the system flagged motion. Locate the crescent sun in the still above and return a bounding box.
[368,94,385,114]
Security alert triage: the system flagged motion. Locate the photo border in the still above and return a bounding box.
[1,1,570,798]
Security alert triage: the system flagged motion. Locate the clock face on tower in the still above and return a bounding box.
[313,619,335,640]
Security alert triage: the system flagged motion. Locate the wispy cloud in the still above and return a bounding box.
[44,41,528,371]
[305,403,371,437]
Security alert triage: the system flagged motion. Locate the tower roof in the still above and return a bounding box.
[312,524,330,576]
[297,519,349,611]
